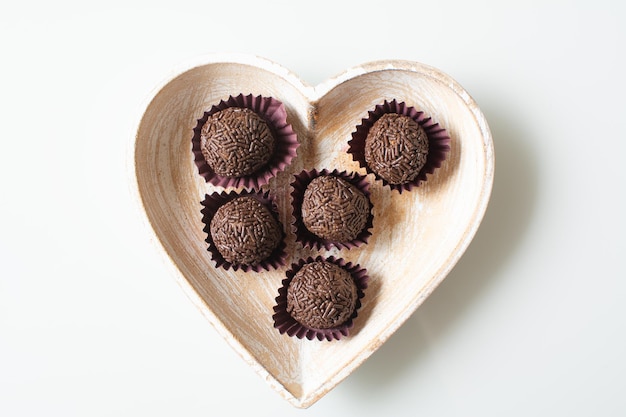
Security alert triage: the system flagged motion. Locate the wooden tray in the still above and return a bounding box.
[132,54,494,408]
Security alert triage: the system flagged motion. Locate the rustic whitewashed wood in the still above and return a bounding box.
[132,54,494,408]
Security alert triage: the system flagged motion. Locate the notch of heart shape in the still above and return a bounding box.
[133,54,494,408]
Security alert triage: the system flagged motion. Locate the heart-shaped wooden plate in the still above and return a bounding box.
[133,54,494,408]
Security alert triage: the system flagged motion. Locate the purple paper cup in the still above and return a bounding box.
[200,189,287,272]
[347,99,450,193]
[272,255,369,341]
[290,168,374,251]
[192,93,299,190]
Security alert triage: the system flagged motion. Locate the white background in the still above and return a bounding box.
[1,1,625,416]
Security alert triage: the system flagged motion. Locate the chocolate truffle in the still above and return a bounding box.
[301,175,369,242]
[200,107,275,177]
[286,261,358,330]
[209,196,282,266]
[364,113,429,185]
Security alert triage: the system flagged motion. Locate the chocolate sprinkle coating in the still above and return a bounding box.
[286,261,358,330]
[209,196,282,266]
[301,176,369,242]
[364,113,429,185]
[200,107,275,177]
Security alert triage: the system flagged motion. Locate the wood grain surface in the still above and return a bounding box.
[132,54,494,408]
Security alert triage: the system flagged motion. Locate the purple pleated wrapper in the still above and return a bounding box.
[200,189,288,272]
[272,255,369,341]
[290,168,374,251]
[347,99,451,193]
[192,93,299,190]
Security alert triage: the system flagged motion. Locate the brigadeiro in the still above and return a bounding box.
[348,99,451,193]
[272,256,369,341]
[192,94,299,190]
[290,169,374,251]
[200,190,287,272]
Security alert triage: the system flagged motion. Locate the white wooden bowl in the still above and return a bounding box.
[133,54,494,408]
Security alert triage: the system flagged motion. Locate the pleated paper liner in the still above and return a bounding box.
[290,168,374,251]
[347,99,451,193]
[272,255,369,341]
[192,93,299,190]
[200,189,287,272]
